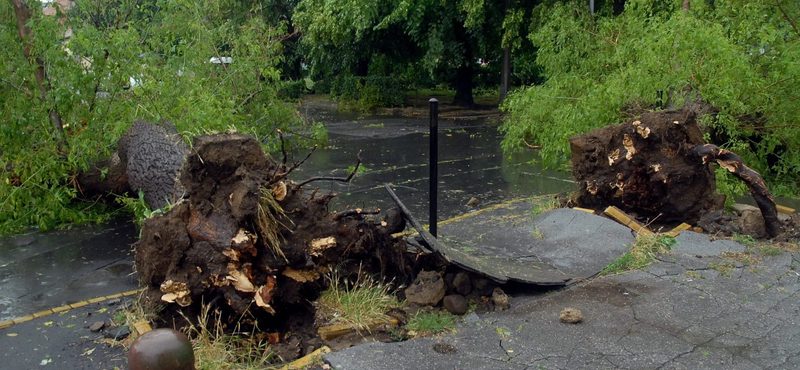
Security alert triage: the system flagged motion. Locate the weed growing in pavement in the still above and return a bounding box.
[314,268,401,331]
[601,234,676,275]
[183,304,277,370]
[708,262,737,276]
[530,197,560,218]
[406,311,459,337]
[732,233,757,247]
[754,241,799,256]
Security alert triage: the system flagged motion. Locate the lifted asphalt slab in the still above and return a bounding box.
[437,203,634,284]
[325,210,800,370]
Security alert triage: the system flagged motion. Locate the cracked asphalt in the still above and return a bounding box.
[325,214,800,370]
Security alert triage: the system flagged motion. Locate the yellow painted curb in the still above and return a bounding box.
[0,288,145,330]
[572,207,596,214]
[69,301,88,309]
[664,223,692,238]
[51,305,71,314]
[133,321,152,335]
[279,346,331,370]
[32,310,54,318]
[777,204,796,215]
[12,315,34,325]
[317,318,399,341]
[604,206,654,236]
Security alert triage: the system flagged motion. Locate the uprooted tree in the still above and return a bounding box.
[569,107,783,238]
[134,133,414,335]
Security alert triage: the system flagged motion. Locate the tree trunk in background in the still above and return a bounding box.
[499,0,512,103]
[683,0,690,11]
[10,0,67,151]
[500,47,511,103]
[452,20,475,108]
[613,0,626,15]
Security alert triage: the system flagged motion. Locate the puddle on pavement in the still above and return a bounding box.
[287,117,575,223]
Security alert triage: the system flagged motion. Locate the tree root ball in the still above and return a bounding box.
[134,133,412,332]
[569,108,718,224]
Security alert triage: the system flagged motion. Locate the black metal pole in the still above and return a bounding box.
[429,98,439,238]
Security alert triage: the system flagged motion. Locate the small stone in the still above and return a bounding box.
[559,308,584,324]
[471,277,497,297]
[466,197,480,207]
[404,271,446,306]
[442,295,468,315]
[106,298,122,306]
[432,342,458,355]
[381,207,406,234]
[105,326,131,340]
[444,273,456,293]
[492,287,510,311]
[89,321,106,332]
[739,209,767,239]
[452,272,472,295]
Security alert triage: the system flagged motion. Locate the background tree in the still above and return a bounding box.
[501,0,800,196]
[295,0,535,108]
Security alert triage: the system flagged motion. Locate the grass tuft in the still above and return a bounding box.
[314,269,401,331]
[406,311,459,337]
[602,234,676,275]
[530,197,560,218]
[257,187,288,261]
[184,304,276,370]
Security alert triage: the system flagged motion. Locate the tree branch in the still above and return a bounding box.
[0,77,31,97]
[10,0,67,151]
[332,208,380,220]
[688,144,782,238]
[296,150,363,188]
[776,0,799,36]
[269,144,318,186]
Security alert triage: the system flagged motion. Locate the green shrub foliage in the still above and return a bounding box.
[0,0,324,234]
[501,0,799,196]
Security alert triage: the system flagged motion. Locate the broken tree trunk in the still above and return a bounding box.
[569,108,718,224]
[76,120,186,208]
[135,134,412,331]
[688,144,782,238]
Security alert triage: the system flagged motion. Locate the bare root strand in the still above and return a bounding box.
[296,150,363,188]
[269,145,318,186]
[333,208,380,221]
[689,144,782,238]
[279,129,288,169]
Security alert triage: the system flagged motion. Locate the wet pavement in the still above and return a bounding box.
[1,100,799,369]
[0,218,138,323]
[325,210,800,370]
[290,103,574,225]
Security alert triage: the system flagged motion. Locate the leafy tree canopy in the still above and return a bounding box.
[294,0,517,107]
[0,0,323,234]
[502,0,799,196]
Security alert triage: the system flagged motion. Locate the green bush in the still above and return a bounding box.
[332,76,405,112]
[277,80,307,101]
